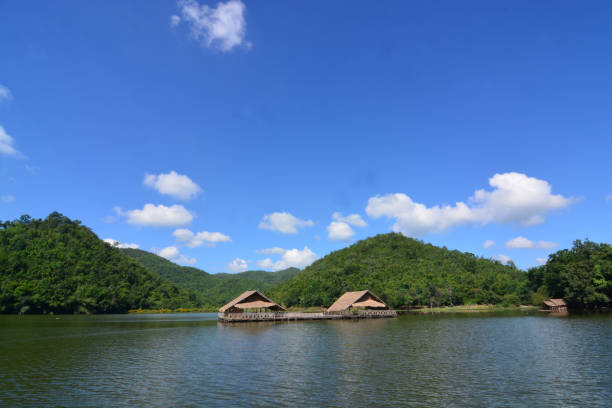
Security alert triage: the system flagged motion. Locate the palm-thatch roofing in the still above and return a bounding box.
[326,290,389,312]
[219,290,285,313]
[542,298,567,308]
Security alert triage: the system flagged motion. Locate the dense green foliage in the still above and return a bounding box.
[271,233,529,308]
[527,240,612,308]
[0,213,196,314]
[122,248,299,306]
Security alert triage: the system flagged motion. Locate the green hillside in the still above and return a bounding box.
[271,233,529,308]
[0,213,196,314]
[527,239,611,309]
[122,248,299,306]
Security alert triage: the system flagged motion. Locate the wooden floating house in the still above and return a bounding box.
[541,298,567,312]
[218,289,397,322]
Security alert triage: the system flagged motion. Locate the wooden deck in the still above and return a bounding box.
[218,309,397,322]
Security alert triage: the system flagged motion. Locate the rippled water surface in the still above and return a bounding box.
[1,312,611,407]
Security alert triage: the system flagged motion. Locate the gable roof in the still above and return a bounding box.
[543,298,567,307]
[219,290,285,312]
[326,290,389,312]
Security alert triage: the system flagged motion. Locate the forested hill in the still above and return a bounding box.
[122,248,299,306]
[271,233,529,308]
[0,213,196,314]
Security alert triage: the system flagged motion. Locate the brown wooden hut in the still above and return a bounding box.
[219,290,285,314]
[326,290,390,313]
[542,298,567,312]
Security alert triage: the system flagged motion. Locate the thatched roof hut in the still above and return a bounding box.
[542,298,567,312]
[327,290,389,312]
[219,290,285,313]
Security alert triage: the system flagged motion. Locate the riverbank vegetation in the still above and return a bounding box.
[1,213,610,314]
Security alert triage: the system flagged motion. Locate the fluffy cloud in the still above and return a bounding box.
[332,212,367,227]
[256,246,317,271]
[173,0,248,51]
[505,236,557,249]
[119,204,194,227]
[103,239,139,249]
[366,172,574,237]
[483,240,495,249]
[536,257,548,266]
[1,194,15,203]
[492,254,512,265]
[259,212,314,234]
[227,257,248,273]
[144,171,202,201]
[0,85,11,102]
[154,246,196,265]
[173,228,231,247]
[327,221,355,242]
[256,247,285,254]
[0,126,22,157]
[328,212,367,241]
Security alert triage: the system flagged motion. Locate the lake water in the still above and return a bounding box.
[1,312,611,407]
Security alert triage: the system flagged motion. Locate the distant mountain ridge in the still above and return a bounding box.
[121,248,299,307]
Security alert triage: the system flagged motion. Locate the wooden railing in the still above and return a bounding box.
[218,309,397,322]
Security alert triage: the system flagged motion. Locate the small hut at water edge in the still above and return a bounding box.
[219,290,285,314]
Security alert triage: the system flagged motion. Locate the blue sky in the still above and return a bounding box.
[1,0,610,272]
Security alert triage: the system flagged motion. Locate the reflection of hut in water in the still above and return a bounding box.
[219,290,285,314]
[542,298,567,312]
[326,290,390,313]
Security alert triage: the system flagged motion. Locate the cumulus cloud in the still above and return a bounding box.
[103,239,139,249]
[366,172,574,237]
[154,246,196,265]
[256,247,285,254]
[328,221,355,241]
[259,212,314,234]
[536,257,548,266]
[144,171,202,201]
[492,254,512,265]
[483,240,495,249]
[118,204,194,227]
[0,85,11,102]
[256,246,317,271]
[505,236,557,249]
[227,257,248,273]
[0,126,23,157]
[173,0,249,51]
[328,212,367,241]
[173,228,231,247]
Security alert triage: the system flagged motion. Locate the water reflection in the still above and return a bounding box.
[1,313,611,407]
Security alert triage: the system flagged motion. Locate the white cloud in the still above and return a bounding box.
[174,0,248,51]
[332,212,367,227]
[0,126,23,157]
[154,246,196,265]
[607,195,612,203]
[483,240,495,249]
[505,236,557,249]
[328,212,367,241]
[1,194,15,203]
[170,14,181,28]
[173,228,231,247]
[256,246,317,271]
[327,221,355,242]
[258,212,314,234]
[366,172,574,237]
[119,204,194,227]
[536,257,548,266]
[103,238,139,249]
[144,171,202,201]
[0,85,11,102]
[492,254,512,265]
[256,246,285,254]
[227,257,248,273]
